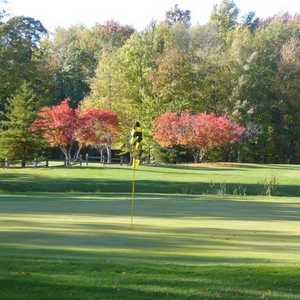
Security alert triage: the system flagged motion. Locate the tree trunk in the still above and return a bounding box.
[192,149,205,163]
[67,143,73,166]
[129,151,133,166]
[106,144,111,164]
[100,147,104,163]
[148,145,151,164]
[237,148,240,163]
[61,147,70,167]
[192,151,199,163]
[74,145,82,162]
[96,145,104,164]
[193,149,205,163]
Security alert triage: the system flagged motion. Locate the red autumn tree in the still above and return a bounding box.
[154,111,245,162]
[151,112,179,148]
[33,100,119,165]
[76,109,118,163]
[32,99,78,165]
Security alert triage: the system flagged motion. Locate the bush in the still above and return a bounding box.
[152,143,191,163]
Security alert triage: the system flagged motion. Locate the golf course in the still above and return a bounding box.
[3,0,300,298]
[0,163,300,300]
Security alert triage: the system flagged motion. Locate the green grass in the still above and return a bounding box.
[1,163,300,195]
[0,163,300,299]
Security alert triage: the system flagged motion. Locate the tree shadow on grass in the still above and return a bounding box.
[0,193,300,265]
[1,224,300,263]
[1,191,300,299]
[0,193,299,221]
[0,254,299,300]
[0,172,300,196]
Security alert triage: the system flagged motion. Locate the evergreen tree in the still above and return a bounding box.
[0,83,45,166]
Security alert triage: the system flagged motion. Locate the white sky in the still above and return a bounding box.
[4,0,300,32]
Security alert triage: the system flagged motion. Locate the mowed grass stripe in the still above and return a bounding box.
[0,163,300,195]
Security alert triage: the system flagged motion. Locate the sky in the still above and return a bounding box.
[4,0,300,32]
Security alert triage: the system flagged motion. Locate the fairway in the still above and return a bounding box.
[1,164,300,300]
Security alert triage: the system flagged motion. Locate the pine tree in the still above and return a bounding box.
[0,83,45,166]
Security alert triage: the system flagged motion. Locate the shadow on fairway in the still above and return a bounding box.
[1,172,300,196]
[1,224,299,264]
[0,255,300,300]
[0,193,300,222]
[1,192,300,299]
[0,193,300,266]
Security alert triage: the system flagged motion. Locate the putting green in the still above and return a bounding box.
[0,193,300,265]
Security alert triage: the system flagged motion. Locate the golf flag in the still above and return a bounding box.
[130,121,143,226]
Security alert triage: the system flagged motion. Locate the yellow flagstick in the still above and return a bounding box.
[129,121,143,227]
[131,159,138,227]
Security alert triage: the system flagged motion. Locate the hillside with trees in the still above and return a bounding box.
[1,0,300,163]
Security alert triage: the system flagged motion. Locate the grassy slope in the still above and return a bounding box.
[0,164,300,299]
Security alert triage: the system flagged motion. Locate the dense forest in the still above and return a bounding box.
[1,0,300,163]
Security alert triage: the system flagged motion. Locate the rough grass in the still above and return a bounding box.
[0,164,300,299]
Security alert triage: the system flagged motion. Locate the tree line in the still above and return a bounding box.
[1,1,300,163]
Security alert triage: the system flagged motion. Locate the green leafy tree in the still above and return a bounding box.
[242,11,260,33]
[274,36,300,162]
[150,48,195,112]
[191,23,222,57]
[210,0,239,43]
[45,23,134,107]
[93,20,135,51]
[59,3,300,164]
[117,30,156,103]
[86,23,171,150]
[165,4,191,27]
[84,49,138,146]
[0,0,6,20]
[229,17,300,162]
[0,16,48,109]
[89,50,126,104]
